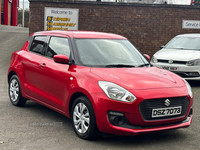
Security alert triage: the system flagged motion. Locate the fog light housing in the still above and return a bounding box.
[184,72,200,77]
[108,111,125,126]
[108,111,141,129]
[189,108,193,117]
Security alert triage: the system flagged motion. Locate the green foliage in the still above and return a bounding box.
[18,9,29,22]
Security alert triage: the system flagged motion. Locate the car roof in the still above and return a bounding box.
[176,33,200,38]
[31,30,127,39]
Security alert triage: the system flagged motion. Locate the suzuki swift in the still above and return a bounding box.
[8,31,193,139]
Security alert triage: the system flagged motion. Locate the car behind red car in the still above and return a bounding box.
[8,31,193,139]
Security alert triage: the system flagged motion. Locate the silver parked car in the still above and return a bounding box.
[154,0,168,4]
[151,34,200,80]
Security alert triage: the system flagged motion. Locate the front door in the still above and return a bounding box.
[36,36,72,112]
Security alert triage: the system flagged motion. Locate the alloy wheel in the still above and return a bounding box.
[9,79,19,102]
[73,102,90,134]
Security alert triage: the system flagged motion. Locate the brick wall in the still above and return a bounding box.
[29,0,200,56]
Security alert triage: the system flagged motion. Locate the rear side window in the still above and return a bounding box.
[46,37,70,58]
[30,36,47,55]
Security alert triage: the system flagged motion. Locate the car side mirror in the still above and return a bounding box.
[53,55,69,64]
[160,45,165,49]
[143,54,150,61]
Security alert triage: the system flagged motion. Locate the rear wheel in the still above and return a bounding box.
[9,75,26,106]
[71,96,99,140]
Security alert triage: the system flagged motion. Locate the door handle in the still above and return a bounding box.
[39,63,46,68]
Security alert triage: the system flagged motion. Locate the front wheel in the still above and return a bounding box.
[9,75,26,106]
[71,96,99,140]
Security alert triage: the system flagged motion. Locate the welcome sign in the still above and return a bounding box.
[44,7,79,31]
[182,20,200,29]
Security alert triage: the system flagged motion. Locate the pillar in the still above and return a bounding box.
[12,0,18,26]
[4,0,12,25]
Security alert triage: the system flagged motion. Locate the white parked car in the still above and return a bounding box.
[154,0,190,5]
[154,0,171,4]
[151,34,200,80]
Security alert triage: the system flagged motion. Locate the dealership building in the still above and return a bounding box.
[1,0,19,26]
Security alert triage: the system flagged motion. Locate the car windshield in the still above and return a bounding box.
[165,36,200,50]
[75,39,149,67]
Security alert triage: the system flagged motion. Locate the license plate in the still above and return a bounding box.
[162,66,178,71]
[152,106,182,118]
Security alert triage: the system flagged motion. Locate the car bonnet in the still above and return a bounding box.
[90,67,185,90]
[154,49,200,61]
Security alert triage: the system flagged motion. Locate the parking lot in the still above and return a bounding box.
[0,25,200,150]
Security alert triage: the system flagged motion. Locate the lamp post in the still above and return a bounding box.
[22,0,24,27]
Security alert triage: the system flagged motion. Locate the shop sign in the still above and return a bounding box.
[182,20,200,29]
[44,7,79,31]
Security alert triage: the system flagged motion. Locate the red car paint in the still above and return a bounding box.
[8,31,193,137]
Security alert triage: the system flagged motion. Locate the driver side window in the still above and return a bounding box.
[46,36,70,58]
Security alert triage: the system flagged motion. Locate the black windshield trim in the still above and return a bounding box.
[105,64,136,68]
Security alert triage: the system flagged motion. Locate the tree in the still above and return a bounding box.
[18,8,29,25]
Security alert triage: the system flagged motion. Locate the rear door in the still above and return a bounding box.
[22,36,48,99]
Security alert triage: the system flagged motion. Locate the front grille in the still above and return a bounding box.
[139,97,189,121]
[173,72,200,78]
[158,59,187,65]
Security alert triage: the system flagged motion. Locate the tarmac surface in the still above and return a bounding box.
[0,25,200,150]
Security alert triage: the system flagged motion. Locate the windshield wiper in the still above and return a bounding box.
[105,64,135,68]
[137,63,150,67]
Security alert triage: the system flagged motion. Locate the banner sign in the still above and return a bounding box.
[182,20,200,29]
[44,7,79,31]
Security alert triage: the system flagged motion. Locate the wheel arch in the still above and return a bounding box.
[8,71,17,83]
[68,92,86,118]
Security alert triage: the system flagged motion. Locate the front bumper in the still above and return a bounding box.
[105,115,192,136]
[151,62,200,80]
[91,87,193,136]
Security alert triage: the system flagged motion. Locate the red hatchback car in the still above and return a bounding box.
[8,31,193,139]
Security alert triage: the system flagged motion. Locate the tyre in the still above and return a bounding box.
[9,75,26,106]
[71,96,99,140]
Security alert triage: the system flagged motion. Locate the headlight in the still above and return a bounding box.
[98,81,136,103]
[151,56,158,63]
[186,59,200,66]
[183,79,193,98]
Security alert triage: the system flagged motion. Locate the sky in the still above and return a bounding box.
[19,0,30,10]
